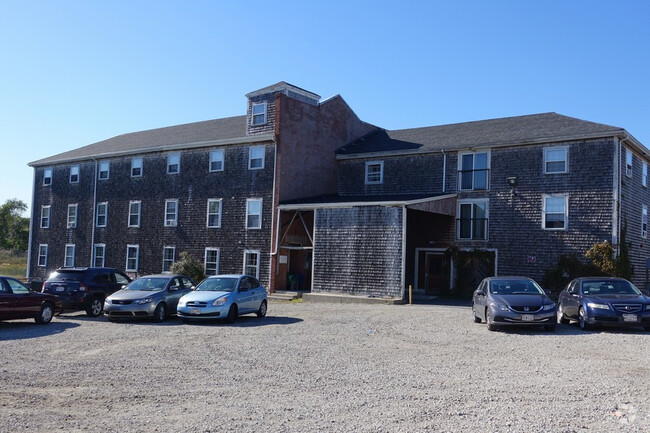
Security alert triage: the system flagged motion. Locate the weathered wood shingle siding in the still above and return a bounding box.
[313,206,403,297]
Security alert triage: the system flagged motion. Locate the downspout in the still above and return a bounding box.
[617,135,629,255]
[90,158,98,266]
[26,168,36,280]
[441,149,447,193]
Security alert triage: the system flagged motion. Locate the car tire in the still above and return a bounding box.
[86,297,104,317]
[35,302,54,325]
[226,304,238,324]
[544,324,556,332]
[557,303,570,324]
[256,300,267,318]
[486,308,497,331]
[153,303,167,323]
[472,303,482,323]
[578,307,591,331]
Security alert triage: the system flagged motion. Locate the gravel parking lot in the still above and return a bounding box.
[1,300,648,432]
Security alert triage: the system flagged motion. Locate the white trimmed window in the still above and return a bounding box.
[643,205,648,239]
[131,157,143,177]
[99,161,110,180]
[64,244,75,267]
[93,244,106,267]
[162,246,175,273]
[167,153,180,174]
[96,202,108,227]
[457,200,488,240]
[126,245,139,272]
[207,199,222,228]
[67,204,78,228]
[626,149,633,177]
[128,201,141,227]
[249,146,265,170]
[165,199,178,227]
[205,248,220,276]
[209,150,224,172]
[251,102,267,126]
[43,168,52,186]
[70,165,80,183]
[243,250,260,279]
[543,195,568,230]
[459,151,490,190]
[246,198,262,229]
[40,206,51,229]
[643,162,647,187]
[38,244,48,267]
[365,161,384,184]
[544,147,568,174]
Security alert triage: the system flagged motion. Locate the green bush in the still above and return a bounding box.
[170,251,206,283]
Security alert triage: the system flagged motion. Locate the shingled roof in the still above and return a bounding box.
[29,115,263,166]
[336,112,629,157]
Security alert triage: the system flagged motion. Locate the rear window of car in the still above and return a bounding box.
[47,271,85,282]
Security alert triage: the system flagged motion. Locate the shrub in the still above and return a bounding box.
[170,251,206,283]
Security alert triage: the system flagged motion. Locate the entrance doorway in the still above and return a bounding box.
[416,249,451,295]
[455,250,496,298]
[284,247,312,291]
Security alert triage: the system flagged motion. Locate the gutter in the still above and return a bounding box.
[26,169,36,280]
[90,158,98,266]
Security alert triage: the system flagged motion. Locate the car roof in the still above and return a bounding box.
[486,276,535,281]
[136,274,184,279]
[205,274,247,279]
[575,277,628,282]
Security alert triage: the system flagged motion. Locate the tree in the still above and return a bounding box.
[170,251,206,283]
[0,199,29,251]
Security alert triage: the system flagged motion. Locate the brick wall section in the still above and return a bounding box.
[312,206,403,297]
[30,142,275,286]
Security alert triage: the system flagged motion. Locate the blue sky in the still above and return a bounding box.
[1,1,649,214]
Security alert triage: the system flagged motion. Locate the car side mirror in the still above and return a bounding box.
[476,289,485,296]
[191,286,196,290]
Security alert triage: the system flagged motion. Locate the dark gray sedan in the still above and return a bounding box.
[472,276,556,331]
[104,274,196,322]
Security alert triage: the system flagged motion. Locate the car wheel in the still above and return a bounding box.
[472,303,482,323]
[153,303,167,323]
[486,308,496,331]
[226,304,238,324]
[86,297,104,317]
[544,324,556,332]
[35,302,54,325]
[557,303,570,324]
[256,300,267,318]
[578,307,591,331]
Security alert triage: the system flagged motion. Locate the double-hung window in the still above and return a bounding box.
[543,195,568,230]
[162,247,175,273]
[626,149,633,177]
[205,248,220,276]
[165,199,178,227]
[43,168,52,186]
[365,161,384,184]
[544,147,568,174]
[643,205,648,239]
[64,244,75,267]
[131,157,143,177]
[98,161,110,180]
[243,250,260,279]
[128,201,141,227]
[251,102,267,126]
[249,146,265,170]
[457,200,488,240]
[209,150,224,172]
[126,245,139,272]
[67,204,78,228]
[459,151,489,191]
[94,244,106,267]
[40,206,51,229]
[70,165,80,183]
[96,202,108,227]
[207,199,222,228]
[167,153,180,174]
[38,244,48,267]
[246,198,262,229]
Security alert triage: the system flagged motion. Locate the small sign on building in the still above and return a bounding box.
[527,256,536,264]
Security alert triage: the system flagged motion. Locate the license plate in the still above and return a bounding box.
[190,308,201,315]
[521,314,535,322]
[55,286,65,292]
[622,314,638,322]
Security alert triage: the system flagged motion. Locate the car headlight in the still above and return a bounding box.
[178,299,186,307]
[587,302,610,310]
[489,302,510,311]
[134,297,154,305]
[543,303,556,311]
[212,297,228,307]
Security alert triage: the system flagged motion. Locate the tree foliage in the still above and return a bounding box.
[0,199,29,251]
[170,251,206,283]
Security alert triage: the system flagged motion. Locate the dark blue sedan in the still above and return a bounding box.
[557,277,650,331]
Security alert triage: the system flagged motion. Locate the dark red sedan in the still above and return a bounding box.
[0,276,62,324]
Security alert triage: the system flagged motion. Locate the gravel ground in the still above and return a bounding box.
[1,300,649,433]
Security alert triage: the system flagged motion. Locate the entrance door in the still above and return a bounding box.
[456,250,496,298]
[424,253,450,295]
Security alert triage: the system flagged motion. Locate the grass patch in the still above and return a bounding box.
[0,249,28,279]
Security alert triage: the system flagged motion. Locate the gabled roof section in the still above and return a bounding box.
[29,115,265,166]
[336,112,629,157]
[246,81,320,105]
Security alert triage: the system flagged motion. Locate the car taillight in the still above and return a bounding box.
[79,283,88,292]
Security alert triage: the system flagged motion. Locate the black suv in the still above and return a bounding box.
[42,267,131,317]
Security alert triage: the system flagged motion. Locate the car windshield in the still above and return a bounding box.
[126,277,169,291]
[582,280,642,295]
[489,279,544,295]
[196,277,238,292]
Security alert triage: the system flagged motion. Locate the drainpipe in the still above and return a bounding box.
[90,158,98,266]
[441,149,447,193]
[26,169,36,280]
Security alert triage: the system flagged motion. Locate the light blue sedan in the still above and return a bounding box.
[177,274,267,323]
